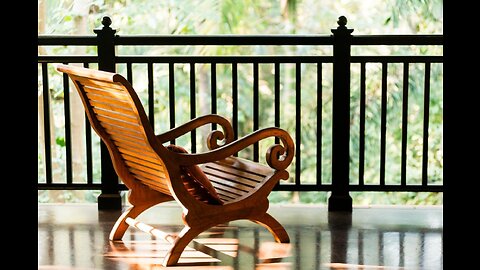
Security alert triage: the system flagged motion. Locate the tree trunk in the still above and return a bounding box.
[68,0,93,201]
[197,64,211,152]
[282,0,301,201]
[38,0,46,55]
[38,0,66,202]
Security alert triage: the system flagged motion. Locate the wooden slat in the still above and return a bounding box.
[135,178,170,194]
[130,168,167,186]
[206,161,267,181]
[97,116,140,130]
[210,181,248,197]
[118,148,160,164]
[84,87,130,105]
[202,165,261,187]
[111,134,150,149]
[90,100,136,116]
[88,94,132,110]
[216,192,237,202]
[214,157,272,177]
[109,132,147,146]
[129,167,163,182]
[102,124,143,139]
[96,114,142,131]
[91,107,137,123]
[124,160,166,178]
[205,174,254,193]
[134,175,168,189]
[75,77,126,91]
[100,121,144,138]
[83,83,130,99]
[117,146,158,160]
[122,154,164,171]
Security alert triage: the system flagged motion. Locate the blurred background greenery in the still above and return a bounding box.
[38,0,443,206]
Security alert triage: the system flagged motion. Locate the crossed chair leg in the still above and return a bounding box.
[109,203,290,266]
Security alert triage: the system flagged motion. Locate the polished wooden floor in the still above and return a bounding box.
[38,203,443,269]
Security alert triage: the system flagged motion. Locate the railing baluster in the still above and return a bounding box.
[148,63,154,128]
[380,62,388,186]
[83,63,93,185]
[422,62,431,186]
[169,62,175,145]
[401,63,409,187]
[85,114,93,185]
[63,70,72,184]
[317,62,323,186]
[211,63,217,131]
[232,63,238,157]
[190,63,196,153]
[253,62,259,162]
[42,63,53,184]
[274,62,280,144]
[126,63,133,83]
[295,62,301,186]
[359,62,366,186]
[232,63,238,141]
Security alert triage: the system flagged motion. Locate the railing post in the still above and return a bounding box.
[93,16,122,210]
[328,16,353,212]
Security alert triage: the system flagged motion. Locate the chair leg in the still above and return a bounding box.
[252,213,290,243]
[109,203,157,241]
[162,225,205,266]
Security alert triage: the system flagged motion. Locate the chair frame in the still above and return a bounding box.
[56,64,295,266]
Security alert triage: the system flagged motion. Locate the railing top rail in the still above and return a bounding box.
[37,54,442,64]
[38,34,443,46]
[38,35,97,46]
[114,35,333,45]
[352,35,443,45]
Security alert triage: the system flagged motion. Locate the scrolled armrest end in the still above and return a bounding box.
[207,130,226,150]
[266,143,294,171]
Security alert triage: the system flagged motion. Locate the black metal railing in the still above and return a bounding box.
[37,16,443,210]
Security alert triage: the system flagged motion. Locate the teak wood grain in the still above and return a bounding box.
[56,64,295,266]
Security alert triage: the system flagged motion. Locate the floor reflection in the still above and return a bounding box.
[104,224,293,269]
[38,205,443,270]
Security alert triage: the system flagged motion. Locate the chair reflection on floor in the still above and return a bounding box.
[105,223,292,268]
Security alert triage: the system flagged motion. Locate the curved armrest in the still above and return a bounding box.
[155,114,234,146]
[171,127,294,170]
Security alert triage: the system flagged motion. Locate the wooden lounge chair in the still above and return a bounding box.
[55,64,295,266]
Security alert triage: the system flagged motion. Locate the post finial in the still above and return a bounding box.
[337,16,347,29]
[101,16,112,28]
[94,15,116,34]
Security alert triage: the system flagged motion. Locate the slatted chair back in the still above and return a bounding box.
[56,64,173,197]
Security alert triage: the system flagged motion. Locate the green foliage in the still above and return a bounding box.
[384,0,443,33]
[38,0,443,206]
[56,137,65,147]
